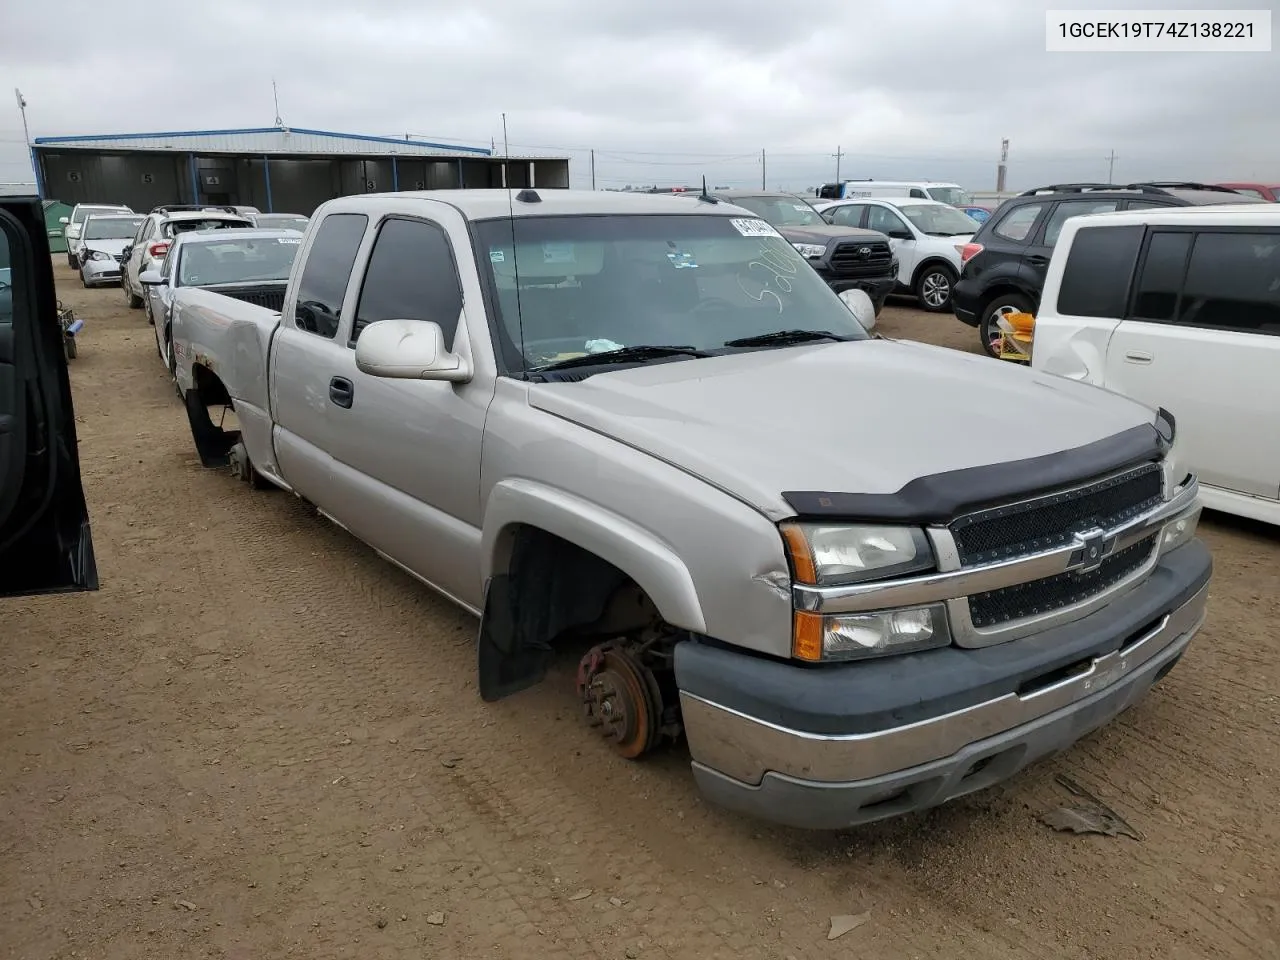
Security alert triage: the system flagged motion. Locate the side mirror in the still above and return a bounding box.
[354,318,471,382]
[59,217,70,225]
[888,228,914,241]
[839,288,877,332]
[139,270,164,286]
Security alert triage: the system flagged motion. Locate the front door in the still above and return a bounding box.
[865,204,917,284]
[1105,227,1280,499]
[324,206,493,610]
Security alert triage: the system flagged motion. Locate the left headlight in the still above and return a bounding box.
[792,242,827,259]
[89,250,110,261]
[781,522,934,586]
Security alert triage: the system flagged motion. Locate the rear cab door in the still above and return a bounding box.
[1022,198,1124,292]
[0,198,98,596]
[1104,225,1280,500]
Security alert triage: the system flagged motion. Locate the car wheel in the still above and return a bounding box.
[125,278,142,309]
[80,270,89,288]
[915,264,956,313]
[979,293,1034,359]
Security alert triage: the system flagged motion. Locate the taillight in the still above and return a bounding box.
[959,242,983,264]
[147,241,170,259]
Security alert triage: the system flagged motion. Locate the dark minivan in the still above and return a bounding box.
[952,182,1261,356]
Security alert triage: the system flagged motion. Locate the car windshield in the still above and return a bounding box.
[475,213,870,375]
[727,195,825,227]
[164,218,252,237]
[256,215,309,231]
[178,236,301,286]
[898,204,980,236]
[74,206,126,224]
[84,216,144,240]
[926,187,971,206]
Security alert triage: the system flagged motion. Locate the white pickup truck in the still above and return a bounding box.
[168,188,1211,829]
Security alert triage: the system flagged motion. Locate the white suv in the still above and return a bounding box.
[814,197,980,312]
[121,206,252,319]
[1032,203,1280,525]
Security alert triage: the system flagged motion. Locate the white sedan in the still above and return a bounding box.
[813,197,979,312]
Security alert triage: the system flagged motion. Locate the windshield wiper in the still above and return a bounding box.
[723,329,853,348]
[534,345,713,372]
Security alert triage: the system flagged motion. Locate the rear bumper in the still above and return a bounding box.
[675,539,1211,829]
[952,277,981,325]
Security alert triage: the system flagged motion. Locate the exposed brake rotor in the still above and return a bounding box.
[576,645,664,759]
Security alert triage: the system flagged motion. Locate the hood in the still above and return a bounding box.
[82,238,131,256]
[527,339,1156,521]
[777,224,888,245]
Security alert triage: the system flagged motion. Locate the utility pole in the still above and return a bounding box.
[996,138,1009,193]
[590,149,596,190]
[272,79,283,127]
[832,145,844,182]
[501,112,509,189]
[1106,149,1118,182]
[761,148,767,190]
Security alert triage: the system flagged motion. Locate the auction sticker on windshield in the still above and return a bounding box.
[730,218,782,238]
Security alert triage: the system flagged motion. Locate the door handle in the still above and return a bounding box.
[328,376,354,408]
[1123,350,1153,364]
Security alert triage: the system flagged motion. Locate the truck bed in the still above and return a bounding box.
[170,285,281,416]
[198,280,288,314]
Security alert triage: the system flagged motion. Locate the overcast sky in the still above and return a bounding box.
[1,0,1276,194]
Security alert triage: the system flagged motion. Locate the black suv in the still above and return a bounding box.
[677,190,898,314]
[952,182,1261,356]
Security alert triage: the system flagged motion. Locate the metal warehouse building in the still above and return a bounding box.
[30,125,571,214]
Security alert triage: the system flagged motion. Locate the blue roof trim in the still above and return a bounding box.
[33,125,492,156]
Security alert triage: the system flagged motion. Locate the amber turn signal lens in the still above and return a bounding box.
[792,610,824,662]
[780,523,816,585]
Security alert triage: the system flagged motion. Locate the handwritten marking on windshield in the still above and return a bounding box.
[736,244,801,314]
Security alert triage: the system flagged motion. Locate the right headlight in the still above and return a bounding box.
[781,522,950,662]
[792,242,827,259]
[781,522,934,586]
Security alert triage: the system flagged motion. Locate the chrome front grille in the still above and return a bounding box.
[950,462,1163,566]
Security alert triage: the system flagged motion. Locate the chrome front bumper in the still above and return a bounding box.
[678,542,1210,829]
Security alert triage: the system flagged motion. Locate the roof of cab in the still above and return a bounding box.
[1056,200,1280,235]
[321,188,746,220]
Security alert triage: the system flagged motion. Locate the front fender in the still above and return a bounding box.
[481,477,707,634]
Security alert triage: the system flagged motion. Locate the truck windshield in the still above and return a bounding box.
[84,217,144,240]
[178,236,301,287]
[474,213,870,374]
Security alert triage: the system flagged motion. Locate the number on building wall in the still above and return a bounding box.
[141,173,154,184]
[365,179,377,191]
[414,180,426,190]
[67,171,81,183]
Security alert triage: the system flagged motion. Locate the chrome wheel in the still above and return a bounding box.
[920,271,951,309]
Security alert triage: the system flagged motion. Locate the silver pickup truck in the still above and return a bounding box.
[169,189,1211,829]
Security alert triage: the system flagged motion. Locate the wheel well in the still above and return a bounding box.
[494,523,661,644]
[978,283,1036,316]
[910,257,958,287]
[184,364,238,467]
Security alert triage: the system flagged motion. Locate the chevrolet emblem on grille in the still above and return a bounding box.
[1068,528,1111,574]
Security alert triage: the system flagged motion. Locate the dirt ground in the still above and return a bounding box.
[2,273,1277,960]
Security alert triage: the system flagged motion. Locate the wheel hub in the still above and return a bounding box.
[576,646,663,759]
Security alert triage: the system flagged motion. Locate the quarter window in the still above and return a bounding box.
[1056,225,1143,318]
[351,217,463,345]
[991,203,1045,242]
[292,213,368,338]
